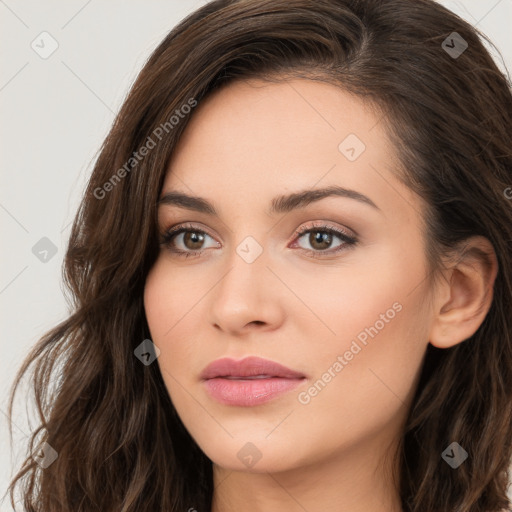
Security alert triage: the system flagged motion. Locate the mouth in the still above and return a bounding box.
[200,356,306,406]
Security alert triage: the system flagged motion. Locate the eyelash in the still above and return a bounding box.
[159,221,358,260]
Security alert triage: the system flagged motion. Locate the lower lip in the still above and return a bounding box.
[203,377,305,406]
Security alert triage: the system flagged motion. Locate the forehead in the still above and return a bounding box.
[161,78,423,226]
[167,77,386,169]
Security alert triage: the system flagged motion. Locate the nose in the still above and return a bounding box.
[208,244,286,336]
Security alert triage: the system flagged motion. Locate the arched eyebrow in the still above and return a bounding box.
[157,185,381,216]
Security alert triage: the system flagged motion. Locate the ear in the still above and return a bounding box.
[428,236,498,349]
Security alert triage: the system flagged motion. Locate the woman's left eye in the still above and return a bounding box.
[291,224,358,257]
[160,222,358,259]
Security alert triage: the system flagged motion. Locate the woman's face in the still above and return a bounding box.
[144,78,436,475]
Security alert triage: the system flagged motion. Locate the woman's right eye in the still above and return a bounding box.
[160,224,219,258]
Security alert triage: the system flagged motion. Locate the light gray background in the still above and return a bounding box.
[1,1,511,509]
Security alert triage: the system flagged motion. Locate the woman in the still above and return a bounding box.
[7,0,512,510]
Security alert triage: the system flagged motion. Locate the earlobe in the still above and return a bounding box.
[428,236,498,349]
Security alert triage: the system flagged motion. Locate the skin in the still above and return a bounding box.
[143,78,497,512]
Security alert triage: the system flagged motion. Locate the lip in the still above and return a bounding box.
[201,356,306,406]
[200,356,305,380]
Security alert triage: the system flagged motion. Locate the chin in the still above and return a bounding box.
[195,434,303,474]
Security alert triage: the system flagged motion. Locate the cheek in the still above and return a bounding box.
[300,266,431,436]
[143,259,198,340]
[290,239,427,351]
[299,242,431,403]
[144,265,168,342]
[291,301,429,467]
[144,262,185,381]
[143,260,203,386]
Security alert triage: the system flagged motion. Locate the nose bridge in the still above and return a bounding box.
[208,233,278,331]
[217,233,268,302]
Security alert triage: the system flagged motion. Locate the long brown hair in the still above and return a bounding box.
[6,0,512,510]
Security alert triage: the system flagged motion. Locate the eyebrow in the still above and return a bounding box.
[157,185,381,216]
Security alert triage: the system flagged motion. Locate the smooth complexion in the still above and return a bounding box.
[144,78,497,512]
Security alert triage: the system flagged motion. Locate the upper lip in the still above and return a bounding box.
[200,356,306,380]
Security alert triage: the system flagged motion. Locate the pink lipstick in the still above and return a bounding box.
[200,356,306,406]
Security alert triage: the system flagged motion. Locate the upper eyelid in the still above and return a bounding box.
[161,222,217,240]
